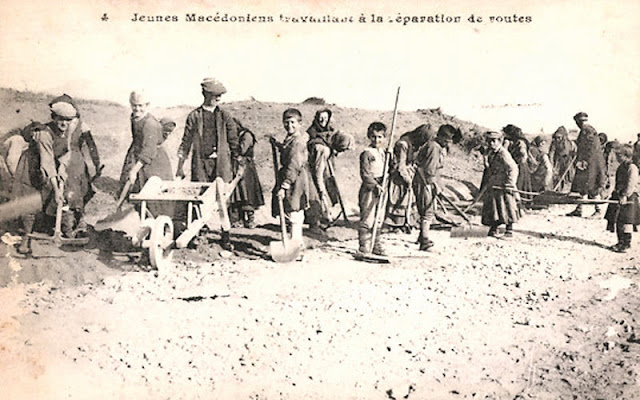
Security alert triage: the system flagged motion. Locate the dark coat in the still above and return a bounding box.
[178,106,239,183]
[605,161,640,230]
[571,124,606,196]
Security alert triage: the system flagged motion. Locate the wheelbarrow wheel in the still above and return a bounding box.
[149,215,174,271]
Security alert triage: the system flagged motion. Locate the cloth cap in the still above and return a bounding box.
[574,112,588,121]
[129,90,149,105]
[486,131,503,140]
[201,78,226,95]
[50,101,77,118]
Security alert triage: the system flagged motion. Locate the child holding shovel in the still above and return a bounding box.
[271,108,310,252]
[605,146,640,253]
[357,122,388,256]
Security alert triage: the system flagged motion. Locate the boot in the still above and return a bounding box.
[17,237,32,255]
[372,233,386,256]
[17,214,35,255]
[590,205,602,219]
[566,205,582,217]
[243,210,257,229]
[418,220,434,251]
[220,230,234,251]
[358,228,371,254]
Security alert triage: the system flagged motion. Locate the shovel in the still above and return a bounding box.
[270,193,301,263]
[269,140,300,263]
[94,180,135,231]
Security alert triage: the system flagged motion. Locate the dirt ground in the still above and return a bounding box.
[1,201,639,400]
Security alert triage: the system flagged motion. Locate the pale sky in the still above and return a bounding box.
[1,0,639,140]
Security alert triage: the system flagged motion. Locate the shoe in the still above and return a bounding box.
[419,240,434,251]
[243,220,257,229]
[503,230,513,238]
[488,227,498,237]
[566,208,582,217]
[589,210,602,219]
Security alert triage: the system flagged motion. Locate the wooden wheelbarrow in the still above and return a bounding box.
[128,170,244,271]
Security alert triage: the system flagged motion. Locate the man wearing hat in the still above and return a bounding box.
[567,112,607,217]
[38,94,101,237]
[176,78,240,251]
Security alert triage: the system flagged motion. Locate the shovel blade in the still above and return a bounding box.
[269,240,301,263]
[450,225,489,238]
[94,206,137,231]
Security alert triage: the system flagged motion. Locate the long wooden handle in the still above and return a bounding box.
[552,154,577,192]
[277,195,288,244]
[370,87,401,254]
[327,158,349,223]
[116,180,132,210]
[463,185,487,213]
[438,192,471,224]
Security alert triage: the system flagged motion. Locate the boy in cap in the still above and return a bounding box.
[605,145,640,253]
[177,78,240,251]
[567,112,607,217]
[271,108,310,251]
[548,126,576,192]
[481,130,520,237]
[38,94,101,238]
[413,124,454,250]
[357,122,387,256]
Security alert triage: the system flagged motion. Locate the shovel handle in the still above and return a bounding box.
[438,192,471,224]
[463,185,487,213]
[116,180,133,210]
[277,195,288,244]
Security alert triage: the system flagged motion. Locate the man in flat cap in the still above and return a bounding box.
[38,94,101,237]
[176,78,240,251]
[567,112,607,217]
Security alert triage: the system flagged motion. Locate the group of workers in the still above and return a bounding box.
[1,78,639,260]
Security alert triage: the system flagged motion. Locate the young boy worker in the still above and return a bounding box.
[271,109,311,253]
[176,78,240,251]
[357,122,388,256]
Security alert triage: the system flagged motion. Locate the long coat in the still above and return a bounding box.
[178,106,239,183]
[549,131,576,191]
[39,119,100,214]
[482,146,520,226]
[272,132,311,216]
[571,124,606,197]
